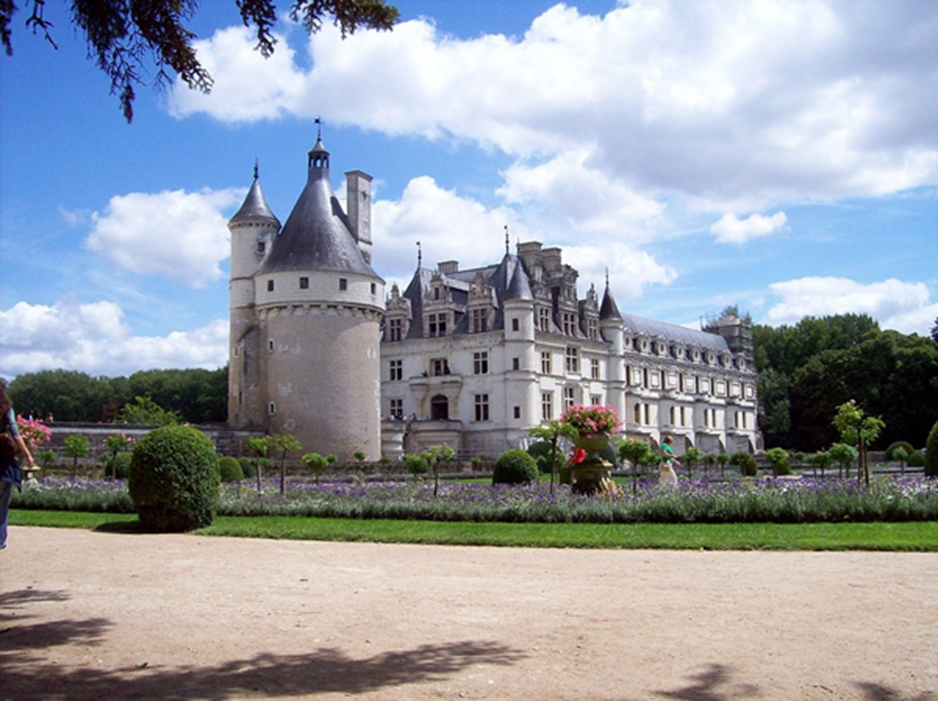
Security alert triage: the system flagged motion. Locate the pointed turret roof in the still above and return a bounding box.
[259,137,378,277]
[229,166,280,227]
[599,281,621,321]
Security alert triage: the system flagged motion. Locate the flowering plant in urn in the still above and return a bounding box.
[560,405,620,437]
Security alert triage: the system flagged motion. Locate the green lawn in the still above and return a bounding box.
[11,509,938,551]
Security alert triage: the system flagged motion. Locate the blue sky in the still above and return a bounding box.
[1,0,936,379]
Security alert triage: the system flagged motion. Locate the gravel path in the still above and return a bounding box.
[2,526,937,700]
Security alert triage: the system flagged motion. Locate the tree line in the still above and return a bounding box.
[755,314,938,451]
[7,368,227,425]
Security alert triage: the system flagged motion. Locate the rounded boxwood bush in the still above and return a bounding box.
[129,425,220,532]
[218,456,244,482]
[492,449,539,485]
[908,450,926,469]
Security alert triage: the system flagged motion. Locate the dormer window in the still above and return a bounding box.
[471,308,488,333]
[339,278,348,291]
[428,313,447,337]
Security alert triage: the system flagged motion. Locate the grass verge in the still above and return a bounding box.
[11,509,938,550]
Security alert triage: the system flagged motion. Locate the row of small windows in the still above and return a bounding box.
[264,277,377,294]
[387,348,602,381]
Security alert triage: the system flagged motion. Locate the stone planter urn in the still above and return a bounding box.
[570,434,616,496]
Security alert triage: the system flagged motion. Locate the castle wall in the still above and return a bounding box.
[262,305,382,460]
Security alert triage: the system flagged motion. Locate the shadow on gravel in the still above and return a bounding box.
[93,519,143,534]
[654,663,759,700]
[0,635,527,700]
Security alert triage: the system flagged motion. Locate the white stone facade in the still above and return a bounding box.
[381,243,760,459]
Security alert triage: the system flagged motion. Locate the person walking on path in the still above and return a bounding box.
[1,380,36,550]
[659,435,680,487]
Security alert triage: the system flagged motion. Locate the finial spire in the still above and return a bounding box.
[253,158,259,181]
[417,240,422,269]
[504,225,509,254]
[315,117,322,141]
[605,267,610,288]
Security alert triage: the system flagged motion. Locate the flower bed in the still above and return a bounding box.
[12,475,938,524]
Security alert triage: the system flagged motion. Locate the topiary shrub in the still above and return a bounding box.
[527,441,563,474]
[885,441,916,462]
[129,425,220,533]
[109,451,133,479]
[218,456,244,482]
[731,451,758,477]
[404,453,429,477]
[492,449,539,485]
[927,420,938,478]
[908,450,926,468]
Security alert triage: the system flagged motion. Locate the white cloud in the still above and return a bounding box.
[168,26,307,120]
[710,211,787,244]
[171,0,938,212]
[373,176,524,276]
[764,277,938,335]
[371,175,675,301]
[498,150,666,240]
[0,300,228,378]
[85,188,242,288]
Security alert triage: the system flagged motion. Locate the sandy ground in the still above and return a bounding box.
[1,526,937,701]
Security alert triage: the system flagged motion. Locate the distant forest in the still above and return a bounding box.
[6,313,938,451]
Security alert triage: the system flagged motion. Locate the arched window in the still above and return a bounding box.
[430,394,449,421]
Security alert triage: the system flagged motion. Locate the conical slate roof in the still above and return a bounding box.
[599,283,621,321]
[229,176,280,227]
[259,140,378,277]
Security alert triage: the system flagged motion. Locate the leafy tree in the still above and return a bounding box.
[404,452,428,478]
[2,1,399,121]
[730,451,757,477]
[63,434,90,478]
[716,453,730,477]
[832,400,884,486]
[827,442,858,478]
[618,438,656,495]
[119,396,180,425]
[756,367,791,447]
[301,452,329,482]
[7,369,109,422]
[805,450,832,478]
[764,447,791,476]
[931,316,938,343]
[425,443,455,497]
[267,433,302,496]
[682,446,702,480]
[104,433,134,480]
[246,436,270,493]
[530,420,578,494]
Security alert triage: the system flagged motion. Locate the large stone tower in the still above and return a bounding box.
[227,137,386,459]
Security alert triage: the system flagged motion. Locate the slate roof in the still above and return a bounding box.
[620,312,729,351]
[230,176,280,227]
[259,140,378,278]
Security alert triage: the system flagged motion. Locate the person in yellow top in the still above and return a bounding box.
[659,435,680,487]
